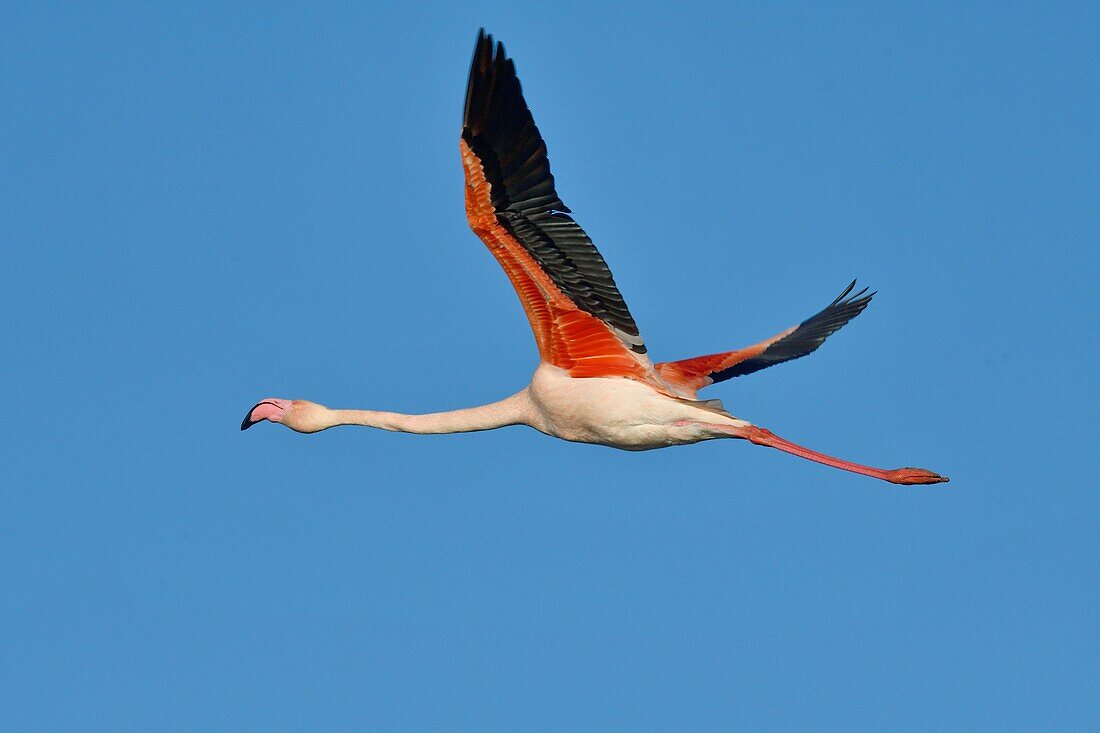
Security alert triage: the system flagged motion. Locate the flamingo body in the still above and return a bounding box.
[241,30,947,486]
[525,364,748,450]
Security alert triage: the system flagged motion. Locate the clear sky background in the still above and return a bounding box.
[2,2,1098,730]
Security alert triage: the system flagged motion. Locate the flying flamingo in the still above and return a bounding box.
[242,30,947,486]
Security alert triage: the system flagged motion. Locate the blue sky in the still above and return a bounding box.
[2,1,1098,730]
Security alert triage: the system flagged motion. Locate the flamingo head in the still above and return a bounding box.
[240,398,331,433]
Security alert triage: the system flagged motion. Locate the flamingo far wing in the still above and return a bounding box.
[657,281,874,397]
[460,29,653,381]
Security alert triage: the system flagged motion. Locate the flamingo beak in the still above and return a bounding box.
[241,399,288,430]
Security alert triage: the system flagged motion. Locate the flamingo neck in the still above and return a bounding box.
[326,389,532,435]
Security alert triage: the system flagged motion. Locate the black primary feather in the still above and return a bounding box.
[710,281,875,383]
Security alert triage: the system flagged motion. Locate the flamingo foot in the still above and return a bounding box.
[885,467,950,485]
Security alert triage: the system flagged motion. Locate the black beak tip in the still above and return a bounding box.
[241,404,261,431]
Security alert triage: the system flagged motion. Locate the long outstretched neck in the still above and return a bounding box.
[329,389,532,434]
[701,422,947,485]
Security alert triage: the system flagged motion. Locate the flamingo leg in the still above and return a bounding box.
[687,422,948,485]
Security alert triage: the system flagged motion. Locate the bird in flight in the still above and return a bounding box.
[242,30,947,486]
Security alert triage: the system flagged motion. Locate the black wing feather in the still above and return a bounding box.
[711,281,875,382]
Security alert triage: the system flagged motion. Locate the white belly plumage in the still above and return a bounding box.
[525,364,748,450]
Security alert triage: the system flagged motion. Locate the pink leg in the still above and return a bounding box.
[695,422,948,485]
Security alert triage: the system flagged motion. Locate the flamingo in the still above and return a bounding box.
[241,30,947,486]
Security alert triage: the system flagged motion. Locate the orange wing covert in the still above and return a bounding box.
[461,141,649,380]
[460,30,655,382]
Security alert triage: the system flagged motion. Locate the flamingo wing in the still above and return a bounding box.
[461,30,653,381]
[656,281,874,397]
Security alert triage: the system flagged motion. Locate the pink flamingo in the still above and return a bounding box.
[242,30,947,486]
